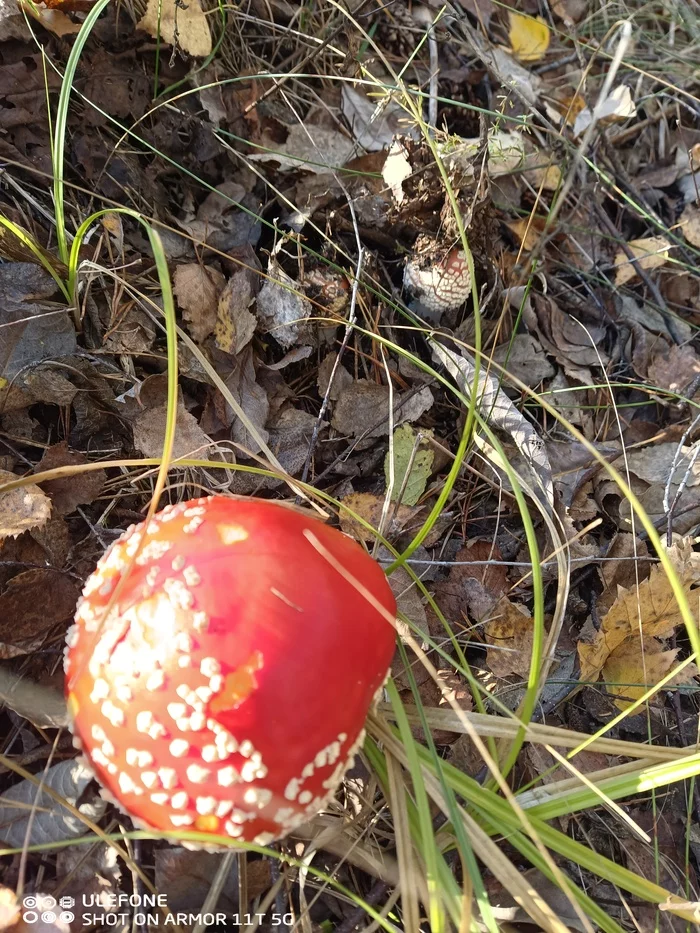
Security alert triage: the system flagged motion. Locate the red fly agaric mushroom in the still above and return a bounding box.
[64,496,396,847]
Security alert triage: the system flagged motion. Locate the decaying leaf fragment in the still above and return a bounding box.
[0,470,51,540]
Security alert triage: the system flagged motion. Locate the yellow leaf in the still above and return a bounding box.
[602,638,697,710]
[508,12,550,63]
[485,597,537,678]
[614,235,671,287]
[578,538,700,682]
[138,0,212,58]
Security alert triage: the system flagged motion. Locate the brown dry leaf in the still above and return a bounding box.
[578,539,700,682]
[0,470,51,541]
[36,442,106,516]
[492,333,555,387]
[215,273,257,355]
[0,569,80,658]
[131,391,214,461]
[647,343,700,394]
[485,597,536,678]
[22,1,81,36]
[174,264,225,343]
[602,637,697,710]
[614,236,671,287]
[138,0,212,57]
[339,492,417,543]
[678,202,700,248]
[521,292,608,377]
[434,540,508,624]
[508,12,550,62]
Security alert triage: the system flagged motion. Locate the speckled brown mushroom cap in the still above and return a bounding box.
[64,496,397,847]
[404,247,472,315]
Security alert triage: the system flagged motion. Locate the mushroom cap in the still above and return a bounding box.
[65,496,396,846]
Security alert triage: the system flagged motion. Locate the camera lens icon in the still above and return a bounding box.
[59,912,75,924]
[42,897,57,910]
[23,898,38,910]
[41,912,57,924]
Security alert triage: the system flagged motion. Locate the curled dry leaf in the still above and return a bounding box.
[138,0,212,57]
[485,597,536,679]
[0,470,51,540]
[614,236,671,286]
[679,202,700,248]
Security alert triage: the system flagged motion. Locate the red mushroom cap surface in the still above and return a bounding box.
[65,496,396,847]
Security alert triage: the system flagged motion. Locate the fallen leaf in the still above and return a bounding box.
[0,263,74,382]
[679,202,700,247]
[317,352,353,401]
[36,442,106,516]
[249,124,354,173]
[434,540,508,624]
[614,235,671,286]
[624,442,700,487]
[0,569,80,658]
[215,274,257,355]
[0,470,51,540]
[602,637,696,709]
[506,215,548,251]
[341,85,419,152]
[574,84,637,137]
[256,261,312,349]
[492,333,555,387]
[648,343,700,394]
[385,424,434,506]
[138,0,212,57]
[441,130,526,178]
[508,11,550,62]
[485,597,536,678]
[173,264,225,343]
[129,388,214,461]
[578,538,700,682]
[339,492,417,543]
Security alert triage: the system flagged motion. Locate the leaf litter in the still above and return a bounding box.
[1,0,700,923]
